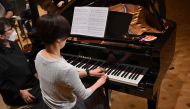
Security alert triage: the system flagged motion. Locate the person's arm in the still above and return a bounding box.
[0,62,20,98]
[87,75,107,92]
[77,68,87,78]
[61,67,107,100]
[0,60,36,103]
[77,67,106,78]
[0,0,14,18]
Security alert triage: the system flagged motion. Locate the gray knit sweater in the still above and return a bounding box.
[35,50,92,109]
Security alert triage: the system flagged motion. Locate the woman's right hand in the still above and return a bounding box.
[96,75,108,87]
[89,75,108,92]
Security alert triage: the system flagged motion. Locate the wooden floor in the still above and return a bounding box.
[1,0,190,109]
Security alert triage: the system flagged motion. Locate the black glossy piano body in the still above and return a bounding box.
[61,20,176,109]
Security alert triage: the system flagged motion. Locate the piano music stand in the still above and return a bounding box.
[105,11,132,40]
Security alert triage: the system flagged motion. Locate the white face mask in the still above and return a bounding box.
[8,30,17,41]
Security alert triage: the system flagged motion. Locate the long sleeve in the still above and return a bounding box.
[62,67,93,100]
[0,60,20,99]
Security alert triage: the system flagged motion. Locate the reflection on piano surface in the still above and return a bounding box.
[109,3,165,35]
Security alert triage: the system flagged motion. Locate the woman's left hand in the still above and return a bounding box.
[89,67,106,77]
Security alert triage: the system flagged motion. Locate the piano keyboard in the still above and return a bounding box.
[62,53,148,87]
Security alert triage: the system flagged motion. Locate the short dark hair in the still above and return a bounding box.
[0,17,14,35]
[36,14,70,44]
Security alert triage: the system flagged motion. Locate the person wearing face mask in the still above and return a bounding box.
[0,17,42,108]
[1,18,17,42]
[7,28,17,41]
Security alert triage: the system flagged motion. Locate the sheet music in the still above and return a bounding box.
[71,7,109,38]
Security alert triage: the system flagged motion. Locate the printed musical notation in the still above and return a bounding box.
[71,7,109,38]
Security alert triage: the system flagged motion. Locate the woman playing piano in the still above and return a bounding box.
[35,14,107,109]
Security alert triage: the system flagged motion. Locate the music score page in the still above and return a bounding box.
[71,7,109,38]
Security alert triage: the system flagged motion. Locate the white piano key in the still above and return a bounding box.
[107,72,144,87]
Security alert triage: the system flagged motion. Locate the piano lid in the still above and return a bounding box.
[105,0,166,31]
[144,0,165,31]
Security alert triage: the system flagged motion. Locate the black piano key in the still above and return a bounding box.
[91,61,104,69]
[112,65,122,76]
[75,60,82,67]
[81,59,91,69]
[63,55,71,60]
[110,65,120,75]
[84,63,93,70]
[129,68,138,79]
[127,68,136,79]
[88,61,100,70]
[85,60,101,69]
[128,68,138,79]
[99,62,106,67]
[122,66,132,77]
[97,61,105,67]
[71,58,82,66]
[117,65,127,76]
[101,63,110,70]
[67,57,77,64]
[113,65,123,76]
[109,64,119,75]
[65,56,74,63]
[89,64,96,70]
[131,68,141,80]
[124,67,134,78]
[76,58,87,68]
[93,61,105,68]
[106,65,115,75]
[90,62,99,69]
[121,66,130,77]
[134,69,144,80]
[82,59,94,69]
[116,65,127,76]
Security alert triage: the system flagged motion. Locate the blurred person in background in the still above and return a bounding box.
[0,17,41,108]
[0,0,14,18]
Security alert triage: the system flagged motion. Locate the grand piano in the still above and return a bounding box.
[31,0,176,109]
